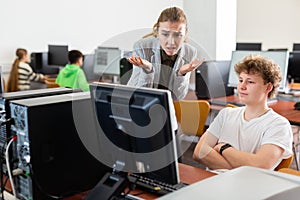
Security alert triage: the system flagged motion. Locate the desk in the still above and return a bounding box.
[65,163,216,200]
[209,95,300,126]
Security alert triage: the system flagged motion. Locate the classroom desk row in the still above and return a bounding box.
[184,91,300,126]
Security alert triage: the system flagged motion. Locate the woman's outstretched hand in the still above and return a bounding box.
[127,55,152,72]
[178,58,205,76]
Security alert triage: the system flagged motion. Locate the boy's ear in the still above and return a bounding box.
[266,82,273,93]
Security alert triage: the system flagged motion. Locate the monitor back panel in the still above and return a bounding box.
[195,60,234,99]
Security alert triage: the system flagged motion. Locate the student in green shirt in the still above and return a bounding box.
[56,50,89,91]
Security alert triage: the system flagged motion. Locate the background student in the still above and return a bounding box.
[193,54,293,170]
[127,6,204,100]
[7,48,45,92]
[55,50,89,91]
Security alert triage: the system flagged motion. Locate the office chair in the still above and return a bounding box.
[173,100,210,137]
[278,167,300,176]
[275,155,294,171]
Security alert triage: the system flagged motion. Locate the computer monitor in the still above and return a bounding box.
[93,47,121,76]
[48,45,69,66]
[195,60,234,99]
[119,57,133,85]
[288,52,300,83]
[228,50,289,93]
[236,42,262,51]
[82,54,100,81]
[89,82,179,185]
[293,43,300,51]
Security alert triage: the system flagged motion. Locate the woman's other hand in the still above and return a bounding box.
[127,55,152,72]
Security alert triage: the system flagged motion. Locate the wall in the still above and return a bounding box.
[237,0,300,51]
[0,0,183,69]
[184,0,236,61]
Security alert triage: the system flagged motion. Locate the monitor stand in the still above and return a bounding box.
[85,161,129,200]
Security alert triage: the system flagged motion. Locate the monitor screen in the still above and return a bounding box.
[288,52,300,83]
[228,50,289,93]
[82,54,100,81]
[89,82,180,185]
[293,43,300,51]
[236,43,262,51]
[93,47,121,76]
[195,60,234,99]
[48,45,69,66]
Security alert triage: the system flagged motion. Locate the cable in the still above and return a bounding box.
[5,136,17,200]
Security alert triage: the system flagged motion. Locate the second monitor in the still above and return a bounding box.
[228,50,290,93]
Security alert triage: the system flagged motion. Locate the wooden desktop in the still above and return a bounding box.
[65,163,216,200]
[185,91,300,126]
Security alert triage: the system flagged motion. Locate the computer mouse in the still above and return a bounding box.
[294,102,300,110]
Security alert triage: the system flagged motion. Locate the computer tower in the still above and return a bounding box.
[195,61,234,99]
[30,52,48,73]
[9,92,110,200]
[0,88,78,175]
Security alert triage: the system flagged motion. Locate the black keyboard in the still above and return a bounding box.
[128,173,188,196]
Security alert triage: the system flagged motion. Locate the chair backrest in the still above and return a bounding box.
[278,167,300,176]
[275,155,294,171]
[173,100,210,137]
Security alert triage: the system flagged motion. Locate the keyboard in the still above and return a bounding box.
[127,173,188,196]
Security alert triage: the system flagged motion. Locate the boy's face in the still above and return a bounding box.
[237,71,272,105]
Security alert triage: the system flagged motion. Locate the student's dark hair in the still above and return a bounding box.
[234,54,282,98]
[143,7,188,38]
[68,50,83,64]
[7,48,27,92]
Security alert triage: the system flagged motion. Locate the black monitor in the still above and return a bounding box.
[195,60,234,99]
[89,82,179,185]
[228,50,289,93]
[288,52,300,83]
[293,43,300,51]
[48,45,69,66]
[236,42,262,51]
[119,58,133,85]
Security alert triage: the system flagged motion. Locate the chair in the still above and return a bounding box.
[275,155,294,171]
[173,100,210,137]
[278,167,300,176]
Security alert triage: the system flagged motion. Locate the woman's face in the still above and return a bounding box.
[157,21,187,56]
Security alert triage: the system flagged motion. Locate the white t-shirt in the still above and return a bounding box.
[207,107,293,169]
